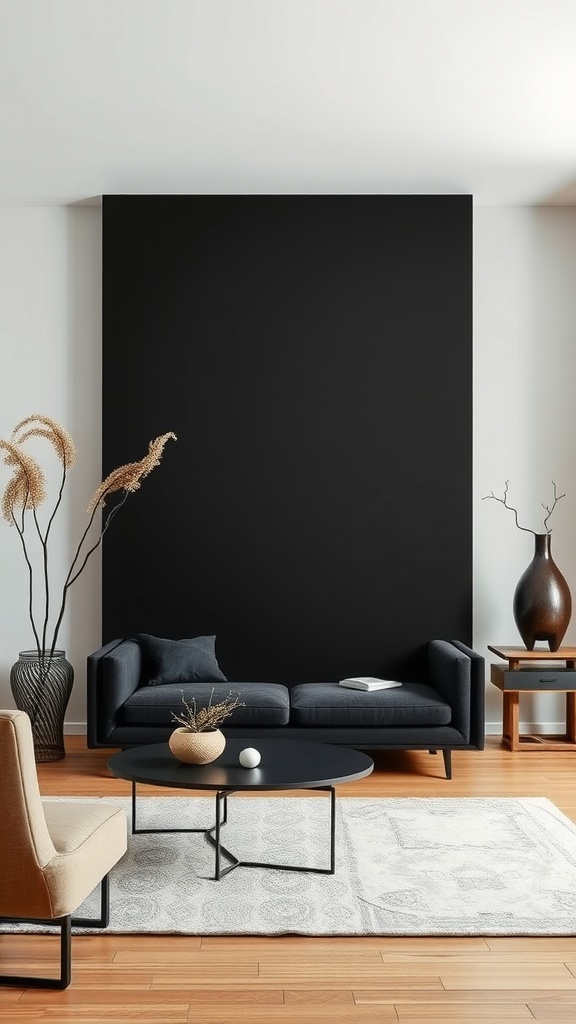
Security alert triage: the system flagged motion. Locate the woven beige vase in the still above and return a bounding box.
[168,727,226,764]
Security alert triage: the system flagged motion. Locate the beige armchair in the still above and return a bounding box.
[0,709,127,989]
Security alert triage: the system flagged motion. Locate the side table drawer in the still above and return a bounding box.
[491,664,576,691]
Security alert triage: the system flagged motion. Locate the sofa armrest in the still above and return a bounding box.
[426,639,485,748]
[447,639,486,750]
[87,639,142,747]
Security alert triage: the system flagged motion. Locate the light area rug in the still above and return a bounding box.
[4,795,576,936]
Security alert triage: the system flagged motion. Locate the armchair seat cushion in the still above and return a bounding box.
[290,682,452,728]
[42,802,127,918]
[122,681,291,728]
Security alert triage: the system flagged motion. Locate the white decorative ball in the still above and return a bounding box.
[239,747,261,768]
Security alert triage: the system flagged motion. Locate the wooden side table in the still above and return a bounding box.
[489,645,576,751]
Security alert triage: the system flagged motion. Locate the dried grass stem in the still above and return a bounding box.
[171,689,245,732]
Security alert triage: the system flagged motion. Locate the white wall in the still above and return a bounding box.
[0,207,102,730]
[1,202,576,734]
[474,205,576,731]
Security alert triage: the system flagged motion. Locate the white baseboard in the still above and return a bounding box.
[484,722,571,736]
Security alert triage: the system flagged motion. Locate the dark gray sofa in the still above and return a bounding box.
[87,638,485,778]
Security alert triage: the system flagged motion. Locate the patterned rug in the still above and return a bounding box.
[6,795,576,936]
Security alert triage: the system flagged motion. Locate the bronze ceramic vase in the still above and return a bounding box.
[513,533,572,652]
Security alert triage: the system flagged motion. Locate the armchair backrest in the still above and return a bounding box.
[0,710,57,917]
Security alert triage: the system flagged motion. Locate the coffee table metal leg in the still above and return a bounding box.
[129,782,336,879]
[214,791,234,880]
[329,785,335,873]
[206,785,336,879]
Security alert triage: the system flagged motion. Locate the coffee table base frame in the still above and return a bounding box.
[130,782,336,880]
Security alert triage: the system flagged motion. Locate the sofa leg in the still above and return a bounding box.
[442,749,452,779]
[428,749,437,754]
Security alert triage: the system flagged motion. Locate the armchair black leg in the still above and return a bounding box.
[0,874,110,990]
[0,915,71,990]
[442,749,452,780]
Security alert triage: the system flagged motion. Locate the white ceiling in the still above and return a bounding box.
[1,0,576,207]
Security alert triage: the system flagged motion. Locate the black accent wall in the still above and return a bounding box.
[102,194,472,682]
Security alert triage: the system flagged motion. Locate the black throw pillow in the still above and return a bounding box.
[136,633,228,685]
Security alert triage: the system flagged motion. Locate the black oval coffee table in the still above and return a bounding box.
[108,738,373,880]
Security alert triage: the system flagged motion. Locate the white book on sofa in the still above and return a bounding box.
[338,677,402,691]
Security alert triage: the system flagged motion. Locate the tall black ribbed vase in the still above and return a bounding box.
[10,650,74,762]
[513,533,572,652]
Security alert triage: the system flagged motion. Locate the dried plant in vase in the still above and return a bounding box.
[169,689,245,764]
[171,689,245,732]
[0,413,177,760]
[482,479,566,534]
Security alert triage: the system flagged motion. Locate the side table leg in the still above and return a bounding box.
[503,691,520,751]
[566,692,576,743]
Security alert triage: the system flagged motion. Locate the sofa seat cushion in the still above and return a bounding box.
[122,682,290,727]
[290,682,452,728]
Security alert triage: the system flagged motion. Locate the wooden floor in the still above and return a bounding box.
[2,736,576,1023]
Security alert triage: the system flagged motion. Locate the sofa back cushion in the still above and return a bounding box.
[136,634,227,685]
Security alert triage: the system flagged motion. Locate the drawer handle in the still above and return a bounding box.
[540,678,557,683]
